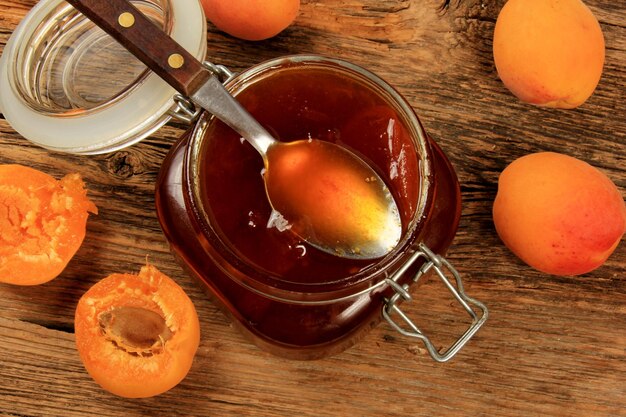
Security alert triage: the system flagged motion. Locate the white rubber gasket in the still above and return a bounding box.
[0,0,206,154]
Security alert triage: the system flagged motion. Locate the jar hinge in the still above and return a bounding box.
[168,61,236,123]
[382,243,488,362]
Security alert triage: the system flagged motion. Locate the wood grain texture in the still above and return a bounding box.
[1,0,624,416]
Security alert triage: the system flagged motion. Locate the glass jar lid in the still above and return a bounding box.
[0,0,207,154]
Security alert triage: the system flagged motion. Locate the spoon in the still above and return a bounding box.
[67,0,402,259]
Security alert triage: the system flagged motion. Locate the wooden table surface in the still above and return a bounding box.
[1,0,624,416]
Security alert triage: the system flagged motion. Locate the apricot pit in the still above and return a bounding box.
[99,306,173,356]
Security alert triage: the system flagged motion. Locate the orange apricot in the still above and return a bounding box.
[493,152,625,276]
[75,264,200,398]
[0,164,97,285]
[493,0,605,109]
[200,0,300,41]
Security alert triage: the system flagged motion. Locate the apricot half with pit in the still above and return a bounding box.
[493,0,605,109]
[493,152,625,276]
[75,264,200,398]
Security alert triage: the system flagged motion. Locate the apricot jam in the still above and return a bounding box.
[156,56,463,359]
[198,66,421,283]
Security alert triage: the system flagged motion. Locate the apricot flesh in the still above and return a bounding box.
[0,165,97,285]
[493,152,625,276]
[75,264,200,398]
[493,0,605,109]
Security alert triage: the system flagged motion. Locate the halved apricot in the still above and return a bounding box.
[74,264,200,398]
[0,164,97,285]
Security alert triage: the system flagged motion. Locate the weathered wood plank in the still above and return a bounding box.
[0,0,624,416]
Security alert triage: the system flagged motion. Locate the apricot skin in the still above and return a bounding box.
[493,0,605,109]
[200,0,300,41]
[493,152,625,276]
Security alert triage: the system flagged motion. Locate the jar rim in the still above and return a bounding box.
[185,54,435,302]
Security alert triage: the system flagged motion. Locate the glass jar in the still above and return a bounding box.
[156,55,488,361]
[2,1,486,361]
[0,0,206,154]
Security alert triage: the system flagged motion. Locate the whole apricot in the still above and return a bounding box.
[493,152,625,276]
[493,0,605,109]
[200,0,300,41]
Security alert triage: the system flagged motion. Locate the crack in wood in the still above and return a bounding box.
[22,319,74,334]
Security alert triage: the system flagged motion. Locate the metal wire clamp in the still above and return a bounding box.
[382,243,488,362]
[169,61,236,124]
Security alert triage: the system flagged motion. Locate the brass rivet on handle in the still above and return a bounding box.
[118,12,135,28]
[168,53,185,69]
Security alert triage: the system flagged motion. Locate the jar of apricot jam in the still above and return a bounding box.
[156,55,487,361]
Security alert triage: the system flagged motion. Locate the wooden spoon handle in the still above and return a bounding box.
[65,0,210,97]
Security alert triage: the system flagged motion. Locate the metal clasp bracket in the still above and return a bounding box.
[168,61,235,124]
[382,243,488,362]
